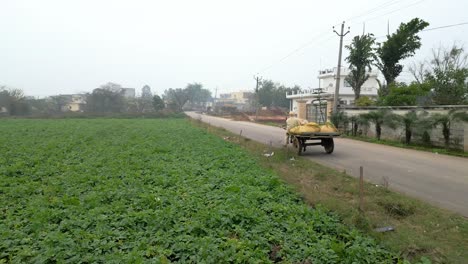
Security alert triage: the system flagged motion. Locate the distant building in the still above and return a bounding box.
[59,94,87,112]
[216,91,254,111]
[318,67,379,105]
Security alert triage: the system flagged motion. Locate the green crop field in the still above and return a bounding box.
[1,119,409,263]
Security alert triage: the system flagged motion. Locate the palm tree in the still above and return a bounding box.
[348,115,369,136]
[430,110,468,148]
[359,109,399,140]
[399,110,430,145]
[330,111,348,131]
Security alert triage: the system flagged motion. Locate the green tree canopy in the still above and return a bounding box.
[345,34,376,100]
[152,95,165,111]
[163,88,189,112]
[379,82,431,106]
[257,80,300,108]
[426,45,468,105]
[359,109,399,140]
[185,83,212,107]
[430,109,468,148]
[86,88,125,113]
[375,18,429,95]
[0,86,30,116]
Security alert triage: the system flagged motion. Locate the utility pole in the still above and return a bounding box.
[253,75,262,121]
[332,22,350,114]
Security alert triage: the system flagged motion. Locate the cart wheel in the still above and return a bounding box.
[297,140,303,155]
[323,138,334,154]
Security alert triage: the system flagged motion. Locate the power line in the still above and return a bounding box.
[345,0,406,23]
[254,0,428,74]
[256,33,332,73]
[367,21,468,40]
[422,22,468,32]
[357,0,426,25]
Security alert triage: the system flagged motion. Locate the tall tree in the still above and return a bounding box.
[426,44,468,105]
[152,95,165,111]
[257,80,300,108]
[48,95,70,113]
[375,18,429,95]
[163,88,189,112]
[185,83,211,108]
[0,87,30,115]
[141,85,153,99]
[99,82,123,92]
[257,80,274,107]
[345,34,376,100]
[140,85,154,112]
[86,88,125,113]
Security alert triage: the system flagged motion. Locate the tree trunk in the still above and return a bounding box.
[353,123,358,136]
[376,123,381,140]
[405,124,412,144]
[406,130,412,145]
[354,89,361,100]
[443,124,450,148]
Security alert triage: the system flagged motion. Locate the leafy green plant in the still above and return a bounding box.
[399,110,430,145]
[359,109,399,140]
[430,109,468,148]
[0,119,414,263]
[330,111,348,131]
[348,115,369,136]
[355,96,375,106]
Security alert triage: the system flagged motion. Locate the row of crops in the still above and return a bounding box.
[1,119,410,263]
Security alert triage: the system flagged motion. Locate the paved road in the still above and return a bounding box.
[187,112,468,217]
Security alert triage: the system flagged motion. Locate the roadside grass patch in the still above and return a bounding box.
[1,118,403,263]
[377,199,416,219]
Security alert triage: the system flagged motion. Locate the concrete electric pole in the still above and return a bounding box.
[253,75,262,121]
[332,22,350,114]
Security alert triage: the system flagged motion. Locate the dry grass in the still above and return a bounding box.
[190,117,468,264]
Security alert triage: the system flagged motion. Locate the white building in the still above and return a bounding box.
[65,94,87,112]
[286,67,380,122]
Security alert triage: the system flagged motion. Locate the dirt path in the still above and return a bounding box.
[187,112,468,217]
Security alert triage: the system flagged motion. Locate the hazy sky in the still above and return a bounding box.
[1,0,467,97]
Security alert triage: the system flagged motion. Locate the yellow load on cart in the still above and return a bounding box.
[288,121,337,134]
[319,122,338,133]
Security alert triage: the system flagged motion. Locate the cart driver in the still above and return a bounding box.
[285,111,307,146]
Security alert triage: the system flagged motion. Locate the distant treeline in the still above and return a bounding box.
[0,82,212,117]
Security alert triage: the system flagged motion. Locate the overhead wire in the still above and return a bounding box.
[256,32,332,74]
[352,0,427,26]
[422,22,468,32]
[256,0,426,74]
[254,0,445,75]
[344,0,407,23]
[361,21,468,41]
